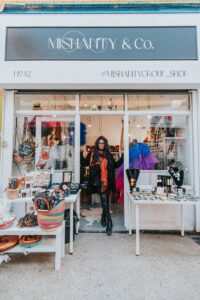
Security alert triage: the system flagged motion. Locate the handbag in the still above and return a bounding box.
[13,118,23,163]
[18,117,35,159]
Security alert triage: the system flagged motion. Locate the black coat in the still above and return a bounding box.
[80,151,123,194]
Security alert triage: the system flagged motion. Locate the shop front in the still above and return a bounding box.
[0,12,200,231]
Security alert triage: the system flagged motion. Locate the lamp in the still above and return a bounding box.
[87,116,91,128]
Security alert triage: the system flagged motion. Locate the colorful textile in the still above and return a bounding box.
[116,143,158,204]
[90,150,108,192]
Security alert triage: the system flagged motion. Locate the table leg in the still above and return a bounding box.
[76,193,80,234]
[62,222,65,258]
[136,204,140,256]
[69,202,73,254]
[55,230,62,270]
[181,204,184,237]
[129,195,132,236]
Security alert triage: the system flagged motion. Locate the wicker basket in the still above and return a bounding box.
[0,236,19,253]
[7,188,20,200]
[36,201,65,230]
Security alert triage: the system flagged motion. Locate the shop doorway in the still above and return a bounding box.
[79,115,125,232]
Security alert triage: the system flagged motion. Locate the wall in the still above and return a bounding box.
[81,115,123,146]
[0,13,200,90]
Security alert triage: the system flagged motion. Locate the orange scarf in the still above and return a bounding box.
[90,151,108,192]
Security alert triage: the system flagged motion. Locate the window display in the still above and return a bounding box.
[13,115,75,175]
[129,115,190,175]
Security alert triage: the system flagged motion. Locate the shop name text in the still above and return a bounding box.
[48,33,154,53]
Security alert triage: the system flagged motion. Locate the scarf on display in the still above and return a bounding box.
[90,150,108,192]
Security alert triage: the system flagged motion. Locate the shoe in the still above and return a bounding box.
[106,218,113,236]
[101,213,107,227]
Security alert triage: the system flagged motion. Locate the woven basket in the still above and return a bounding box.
[0,236,19,253]
[7,188,20,199]
[37,201,65,230]
[19,235,42,245]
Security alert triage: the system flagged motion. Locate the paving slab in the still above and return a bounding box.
[1,233,200,300]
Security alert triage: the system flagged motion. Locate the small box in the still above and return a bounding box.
[156,187,164,194]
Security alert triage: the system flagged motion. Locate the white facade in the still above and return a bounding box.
[0,13,200,231]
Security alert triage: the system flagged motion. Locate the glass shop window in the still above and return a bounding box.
[15,93,76,111]
[128,93,190,111]
[80,94,124,111]
[129,115,190,184]
[13,115,75,181]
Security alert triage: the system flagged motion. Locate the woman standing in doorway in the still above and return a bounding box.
[80,136,123,236]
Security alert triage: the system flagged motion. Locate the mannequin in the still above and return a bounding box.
[80,136,123,235]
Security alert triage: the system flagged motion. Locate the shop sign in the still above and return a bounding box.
[5,27,197,61]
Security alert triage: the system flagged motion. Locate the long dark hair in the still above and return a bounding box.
[92,136,110,163]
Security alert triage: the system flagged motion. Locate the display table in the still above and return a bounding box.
[7,190,81,255]
[64,190,81,254]
[0,190,81,269]
[0,221,65,270]
[128,191,199,256]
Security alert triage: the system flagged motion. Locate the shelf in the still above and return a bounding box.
[7,197,33,203]
[153,137,186,142]
[0,221,64,236]
[5,237,56,254]
[7,190,80,204]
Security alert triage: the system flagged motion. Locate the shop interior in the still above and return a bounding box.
[80,115,125,232]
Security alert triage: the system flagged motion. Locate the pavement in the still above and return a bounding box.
[1,233,200,300]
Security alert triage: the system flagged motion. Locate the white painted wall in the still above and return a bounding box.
[0,13,200,230]
[81,115,122,146]
[0,14,200,89]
